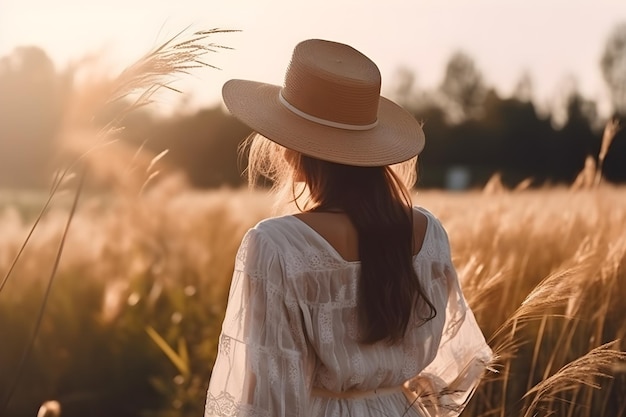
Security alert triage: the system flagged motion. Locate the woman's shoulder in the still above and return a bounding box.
[412,205,438,222]
[246,215,304,250]
[412,206,453,259]
[253,214,298,233]
[413,206,448,236]
[235,217,301,271]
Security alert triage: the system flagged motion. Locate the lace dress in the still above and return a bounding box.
[205,207,492,417]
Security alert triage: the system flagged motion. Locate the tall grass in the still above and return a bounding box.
[0,28,239,417]
[427,185,626,417]
[0,184,624,416]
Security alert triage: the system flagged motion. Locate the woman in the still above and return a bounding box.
[205,39,492,417]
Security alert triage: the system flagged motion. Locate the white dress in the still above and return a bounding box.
[205,207,492,417]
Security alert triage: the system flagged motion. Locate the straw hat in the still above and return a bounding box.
[222,39,425,167]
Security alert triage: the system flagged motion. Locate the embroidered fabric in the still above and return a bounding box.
[205,207,492,417]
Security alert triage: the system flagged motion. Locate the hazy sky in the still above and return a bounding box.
[1,0,625,114]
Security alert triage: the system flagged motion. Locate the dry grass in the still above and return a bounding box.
[1,184,625,416]
[0,27,240,416]
[422,185,626,417]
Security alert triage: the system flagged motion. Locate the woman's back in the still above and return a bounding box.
[293,208,429,263]
[206,207,491,417]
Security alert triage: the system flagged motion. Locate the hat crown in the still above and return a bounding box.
[281,39,381,127]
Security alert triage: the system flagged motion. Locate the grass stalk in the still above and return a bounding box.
[0,168,85,412]
[525,314,549,392]
[594,118,620,186]
[0,27,237,413]
[522,342,626,417]
[0,169,68,293]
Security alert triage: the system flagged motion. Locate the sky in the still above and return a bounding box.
[1,0,625,115]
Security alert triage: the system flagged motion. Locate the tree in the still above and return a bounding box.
[137,106,251,188]
[601,22,626,116]
[0,47,65,187]
[390,66,417,109]
[512,71,534,103]
[439,51,487,122]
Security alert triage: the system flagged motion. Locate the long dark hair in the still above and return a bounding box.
[245,134,436,344]
[298,154,436,344]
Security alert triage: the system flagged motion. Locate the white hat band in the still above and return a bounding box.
[279,91,378,131]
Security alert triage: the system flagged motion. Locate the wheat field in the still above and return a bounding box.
[0,182,625,417]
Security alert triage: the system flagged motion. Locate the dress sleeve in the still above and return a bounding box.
[406,223,493,417]
[205,228,312,417]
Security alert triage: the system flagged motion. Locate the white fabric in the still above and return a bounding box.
[205,207,492,417]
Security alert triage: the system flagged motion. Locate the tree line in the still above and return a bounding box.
[1,23,625,190]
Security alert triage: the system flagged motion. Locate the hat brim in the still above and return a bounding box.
[222,79,425,167]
